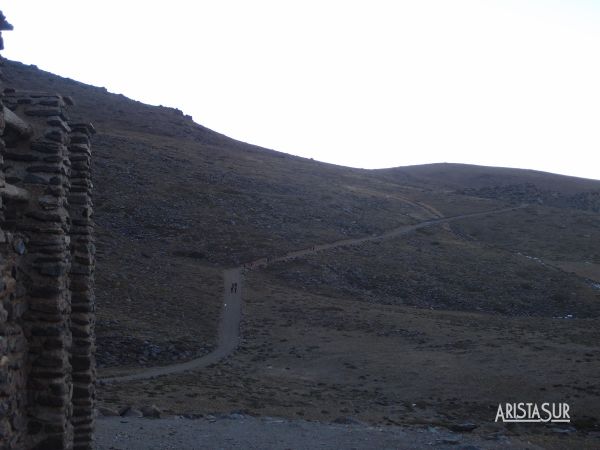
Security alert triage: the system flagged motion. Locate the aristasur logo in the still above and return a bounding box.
[495,403,570,423]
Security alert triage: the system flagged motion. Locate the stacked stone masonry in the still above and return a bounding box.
[0,84,96,447]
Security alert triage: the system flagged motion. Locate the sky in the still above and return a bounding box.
[2,1,599,180]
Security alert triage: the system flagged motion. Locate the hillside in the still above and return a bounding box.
[382,162,600,193]
[3,59,600,448]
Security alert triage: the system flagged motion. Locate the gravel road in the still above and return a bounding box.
[95,415,541,450]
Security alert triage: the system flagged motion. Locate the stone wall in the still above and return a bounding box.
[0,12,97,449]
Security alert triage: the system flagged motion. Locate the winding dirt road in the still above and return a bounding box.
[101,268,243,383]
[101,204,524,384]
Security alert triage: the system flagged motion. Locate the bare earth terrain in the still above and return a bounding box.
[95,415,543,449]
[97,208,600,449]
[3,60,599,449]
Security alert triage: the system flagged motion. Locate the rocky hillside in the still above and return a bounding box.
[5,58,600,449]
[3,58,599,366]
[458,183,600,212]
[380,162,600,194]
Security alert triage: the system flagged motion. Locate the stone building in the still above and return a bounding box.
[0,12,97,449]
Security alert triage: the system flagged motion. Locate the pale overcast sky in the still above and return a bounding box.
[2,1,599,179]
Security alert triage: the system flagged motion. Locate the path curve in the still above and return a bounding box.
[101,268,243,383]
[101,204,525,383]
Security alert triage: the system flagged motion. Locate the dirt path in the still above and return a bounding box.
[244,205,523,270]
[101,268,242,383]
[101,204,524,384]
[342,184,445,221]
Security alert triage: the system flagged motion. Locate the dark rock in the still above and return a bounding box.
[26,164,63,174]
[97,406,118,417]
[23,173,49,185]
[141,404,161,419]
[46,116,71,132]
[122,407,142,418]
[12,239,26,255]
[4,151,39,161]
[25,106,62,117]
[449,422,478,433]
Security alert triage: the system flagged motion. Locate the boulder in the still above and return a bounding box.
[141,404,162,419]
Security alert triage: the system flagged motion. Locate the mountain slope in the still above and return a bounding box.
[4,57,600,358]
[4,59,600,447]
